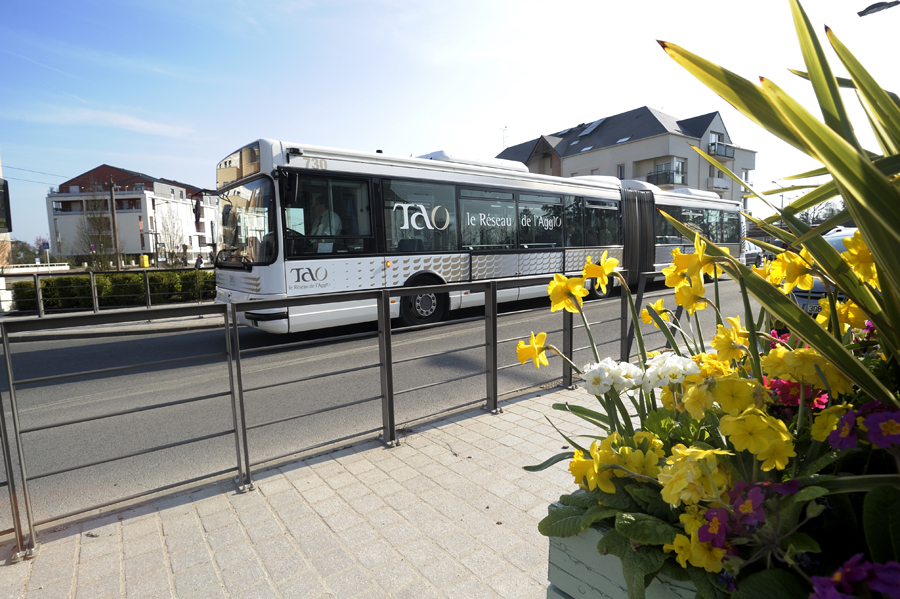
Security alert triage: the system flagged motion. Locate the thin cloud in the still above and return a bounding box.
[12,106,193,138]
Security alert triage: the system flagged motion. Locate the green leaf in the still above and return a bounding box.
[559,489,600,509]
[593,479,643,512]
[551,402,611,431]
[523,451,573,472]
[596,527,631,559]
[626,485,678,523]
[658,558,692,582]
[621,545,668,599]
[788,485,829,505]
[731,569,810,599]
[582,505,619,529]
[781,531,821,556]
[537,505,586,538]
[863,485,900,563]
[615,512,679,546]
[788,0,859,147]
[686,567,729,599]
[799,448,860,476]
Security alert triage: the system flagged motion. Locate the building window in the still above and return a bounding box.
[135,183,144,192]
[709,164,724,178]
[741,169,751,191]
[617,164,625,179]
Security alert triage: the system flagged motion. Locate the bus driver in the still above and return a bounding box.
[311,195,342,237]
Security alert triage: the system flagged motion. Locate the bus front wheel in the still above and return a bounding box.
[400,284,447,326]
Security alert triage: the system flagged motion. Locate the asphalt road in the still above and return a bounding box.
[0,277,757,534]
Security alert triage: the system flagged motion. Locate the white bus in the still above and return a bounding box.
[213,140,742,334]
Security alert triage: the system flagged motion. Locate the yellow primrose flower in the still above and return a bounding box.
[710,316,749,363]
[547,273,589,313]
[811,404,850,442]
[674,279,707,316]
[640,298,669,329]
[761,345,789,379]
[516,332,549,369]
[568,446,596,490]
[679,505,708,536]
[689,534,726,573]
[682,383,715,420]
[633,431,666,459]
[842,230,878,287]
[711,377,757,415]
[719,408,771,454]
[663,534,692,568]
[583,251,619,295]
[624,448,662,479]
[757,438,796,471]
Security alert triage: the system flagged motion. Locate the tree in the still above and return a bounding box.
[157,202,186,267]
[799,198,845,225]
[75,182,120,270]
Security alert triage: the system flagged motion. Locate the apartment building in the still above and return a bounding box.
[497,106,756,209]
[46,165,217,264]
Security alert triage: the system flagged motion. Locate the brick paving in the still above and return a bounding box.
[0,387,589,598]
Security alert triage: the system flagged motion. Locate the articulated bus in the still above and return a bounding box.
[213,140,743,334]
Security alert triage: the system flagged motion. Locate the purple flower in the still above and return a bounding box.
[698,508,729,548]
[870,562,900,598]
[733,486,765,526]
[865,411,900,449]
[829,411,859,450]
[772,480,801,495]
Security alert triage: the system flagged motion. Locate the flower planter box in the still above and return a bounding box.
[547,521,696,599]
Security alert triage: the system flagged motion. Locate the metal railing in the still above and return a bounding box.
[0,273,643,560]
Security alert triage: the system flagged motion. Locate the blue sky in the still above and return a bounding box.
[0,0,894,245]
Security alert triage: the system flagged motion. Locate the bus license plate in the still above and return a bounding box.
[806,303,821,315]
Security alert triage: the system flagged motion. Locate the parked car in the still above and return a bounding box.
[793,227,856,315]
[741,241,764,267]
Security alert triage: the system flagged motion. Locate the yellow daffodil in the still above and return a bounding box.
[640,298,669,329]
[547,273,589,313]
[516,332,549,369]
[662,262,691,289]
[583,251,619,295]
[842,230,878,288]
[710,316,749,363]
[674,279,707,315]
[776,249,815,295]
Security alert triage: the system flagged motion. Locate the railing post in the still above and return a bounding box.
[0,325,38,559]
[90,272,99,314]
[229,303,253,490]
[221,306,246,490]
[0,324,31,561]
[620,273,630,361]
[377,290,397,445]
[484,281,498,412]
[144,271,151,309]
[33,274,43,318]
[562,309,573,388]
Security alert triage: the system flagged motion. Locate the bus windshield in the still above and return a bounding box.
[217,177,277,265]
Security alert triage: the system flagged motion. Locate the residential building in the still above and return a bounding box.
[46,165,218,265]
[497,106,756,209]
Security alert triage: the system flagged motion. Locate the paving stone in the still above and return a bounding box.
[437,530,480,559]
[77,551,121,583]
[353,540,396,568]
[370,559,418,595]
[276,569,326,599]
[200,509,238,533]
[295,530,339,557]
[236,505,272,528]
[337,523,378,548]
[325,565,373,597]
[169,546,212,573]
[27,558,75,591]
[164,526,205,554]
[488,566,543,599]
[205,524,246,551]
[193,496,231,518]
[124,549,167,581]
[221,558,266,594]
[173,561,219,596]
[156,495,194,520]
[396,538,445,567]
[444,576,499,599]
[273,501,314,523]
[309,547,353,578]
[23,580,72,599]
[391,578,442,599]
[214,541,256,570]
[79,538,120,562]
[264,551,307,583]
[254,535,296,562]
[124,568,170,599]
[162,513,197,536]
[246,519,283,544]
[230,581,280,599]
[75,572,120,599]
[29,541,77,568]
[122,518,159,543]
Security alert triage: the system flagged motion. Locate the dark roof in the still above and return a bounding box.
[497,106,722,163]
[58,165,202,194]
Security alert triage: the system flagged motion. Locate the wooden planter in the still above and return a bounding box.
[547,522,696,599]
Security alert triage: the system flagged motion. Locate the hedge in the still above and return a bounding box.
[10,270,217,313]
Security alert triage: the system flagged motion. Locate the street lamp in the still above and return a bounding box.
[771,180,786,210]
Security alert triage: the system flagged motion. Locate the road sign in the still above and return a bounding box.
[90,244,96,252]
[42,242,50,250]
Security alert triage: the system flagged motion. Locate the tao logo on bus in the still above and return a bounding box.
[393,203,450,231]
[291,267,328,283]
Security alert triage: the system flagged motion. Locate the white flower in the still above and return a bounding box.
[582,358,617,396]
[610,361,643,393]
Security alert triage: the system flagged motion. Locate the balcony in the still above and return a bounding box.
[708,141,736,160]
[708,177,731,190]
[646,170,686,186]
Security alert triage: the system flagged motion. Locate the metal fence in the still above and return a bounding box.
[0,271,667,561]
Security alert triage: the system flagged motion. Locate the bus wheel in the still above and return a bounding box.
[400,285,447,326]
[587,278,615,300]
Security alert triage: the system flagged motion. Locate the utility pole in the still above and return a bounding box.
[109,175,122,271]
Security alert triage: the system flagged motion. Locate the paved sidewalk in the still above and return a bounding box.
[0,386,590,598]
